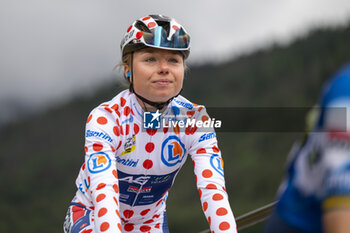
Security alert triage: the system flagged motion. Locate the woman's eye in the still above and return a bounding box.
[169,58,179,63]
[145,57,155,62]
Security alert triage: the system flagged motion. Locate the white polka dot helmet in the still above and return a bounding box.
[120,14,191,59]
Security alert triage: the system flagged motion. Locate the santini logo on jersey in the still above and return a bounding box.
[86,130,113,142]
[116,157,139,167]
[198,132,216,142]
[173,99,194,109]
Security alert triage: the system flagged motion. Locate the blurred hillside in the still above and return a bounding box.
[1,22,350,233]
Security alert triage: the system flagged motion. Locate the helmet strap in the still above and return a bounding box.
[128,52,183,110]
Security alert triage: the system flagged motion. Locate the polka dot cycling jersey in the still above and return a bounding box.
[65,90,237,233]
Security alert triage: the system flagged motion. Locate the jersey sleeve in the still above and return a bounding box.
[187,106,237,233]
[83,106,122,232]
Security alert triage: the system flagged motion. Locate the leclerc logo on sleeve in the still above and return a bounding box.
[161,136,187,167]
[143,110,161,129]
[88,152,111,173]
[210,154,224,177]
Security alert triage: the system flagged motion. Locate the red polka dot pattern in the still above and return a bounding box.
[143,160,153,169]
[202,115,209,122]
[212,145,220,153]
[111,104,119,111]
[113,184,119,193]
[134,124,140,135]
[140,209,150,216]
[143,219,154,224]
[146,128,157,136]
[120,97,126,107]
[127,25,132,32]
[213,193,224,201]
[216,207,228,216]
[125,124,130,135]
[87,115,92,123]
[116,141,122,150]
[96,194,106,202]
[124,106,131,116]
[187,110,195,118]
[163,126,169,134]
[173,125,180,135]
[124,223,134,232]
[100,222,109,232]
[140,225,151,232]
[202,169,213,178]
[136,31,143,39]
[156,199,162,207]
[196,148,206,154]
[203,202,208,211]
[97,117,107,125]
[98,208,107,217]
[123,210,134,218]
[78,94,236,233]
[93,143,103,152]
[113,197,118,206]
[112,170,118,179]
[219,221,230,230]
[145,142,155,153]
[96,183,106,190]
[206,184,217,189]
[104,107,112,113]
[148,22,156,28]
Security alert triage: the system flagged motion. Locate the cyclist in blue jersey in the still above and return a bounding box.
[264,63,350,233]
[63,14,237,233]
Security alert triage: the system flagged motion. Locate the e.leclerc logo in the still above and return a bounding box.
[88,152,111,173]
[210,154,224,177]
[161,136,187,167]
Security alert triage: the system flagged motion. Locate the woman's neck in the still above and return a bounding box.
[135,97,167,113]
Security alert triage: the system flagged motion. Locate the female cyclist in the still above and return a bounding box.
[63,14,237,233]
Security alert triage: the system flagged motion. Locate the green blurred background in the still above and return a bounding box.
[1,23,350,233]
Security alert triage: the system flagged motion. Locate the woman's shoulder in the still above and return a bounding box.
[87,89,133,119]
[173,95,205,111]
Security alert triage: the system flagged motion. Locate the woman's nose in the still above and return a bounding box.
[158,59,169,74]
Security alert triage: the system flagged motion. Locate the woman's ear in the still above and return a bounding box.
[124,64,130,79]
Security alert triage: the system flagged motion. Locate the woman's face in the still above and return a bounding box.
[125,47,185,104]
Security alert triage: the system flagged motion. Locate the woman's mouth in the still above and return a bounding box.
[153,79,172,86]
